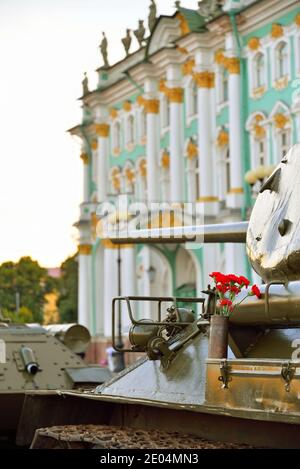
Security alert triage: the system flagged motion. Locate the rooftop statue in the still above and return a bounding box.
[134,20,146,47]
[148,0,157,33]
[82,72,89,95]
[122,29,132,56]
[198,0,223,20]
[99,31,109,68]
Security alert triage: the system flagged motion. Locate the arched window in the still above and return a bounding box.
[136,158,147,201]
[112,121,121,154]
[257,139,266,166]
[185,139,199,202]
[123,162,135,194]
[246,113,268,169]
[275,41,289,79]
[127,115,135,145]
[110,167,121,194]
[254,52,265,88]
[278,129,291,160]
[160,150,170,202]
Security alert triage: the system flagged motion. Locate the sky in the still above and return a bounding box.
[0,0,197,268]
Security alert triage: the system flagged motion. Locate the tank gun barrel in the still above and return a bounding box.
[105,221,248,245]
[44,324,91,354]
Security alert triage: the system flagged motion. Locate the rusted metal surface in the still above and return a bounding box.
[208,316,229,359]
[18,392,300,448]
[30,424,251,449]
[205,358,300,413]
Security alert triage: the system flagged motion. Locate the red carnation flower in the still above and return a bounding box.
[237,275,250,287]
[216,284,228,294]
[229,285,241,294]
[251,284,261,298]
[219,298,233,307]
[209,271,228,284]
[226,274,239,283]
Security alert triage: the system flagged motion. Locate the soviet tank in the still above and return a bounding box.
[16,145,300,449]
[0,318,111,446]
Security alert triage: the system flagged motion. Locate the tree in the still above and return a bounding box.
[3,306,34,324]
[0,256,54,323]
[56,255,78,323]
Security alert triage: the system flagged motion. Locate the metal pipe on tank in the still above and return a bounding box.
[104,221,248,245]
[230,281,300,326]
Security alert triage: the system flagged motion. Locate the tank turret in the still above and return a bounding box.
[0,320,111,439]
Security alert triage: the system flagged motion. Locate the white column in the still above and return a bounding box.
[96,123,109,202]
[167,64,184,202]
[224,244,247,277]
[121,246,136,332]
[226,33,243,208]
[95,244,104,336]
[80,152,90,202]
[194,50,218,215]
[103,246,118,338]
[144,77,160,202]
[202,245,220,286]
[78,244,92,329]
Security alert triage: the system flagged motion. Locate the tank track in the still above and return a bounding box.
[30,424,252,449]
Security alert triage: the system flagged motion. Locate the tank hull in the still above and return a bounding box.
[17,333,300,448]
[17,391,300,449]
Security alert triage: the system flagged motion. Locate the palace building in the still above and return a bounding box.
[69,0,300,351]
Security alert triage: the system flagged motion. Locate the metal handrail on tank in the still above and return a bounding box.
[112,296,205,353]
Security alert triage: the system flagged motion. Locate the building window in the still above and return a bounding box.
[112,121,121,153]
[278,129,291,160]
[186,153,199,202]
[110,167,121,194]
[257,139,266,166]
[254,52,265,88]
[220,68,228,103]
[275,41,289,79]
[123,162,135,194]
[127,115,135,145]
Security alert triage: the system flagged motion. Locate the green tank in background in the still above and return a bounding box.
[0,317,111,444]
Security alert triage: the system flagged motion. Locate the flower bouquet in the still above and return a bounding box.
[209,272,261,317]
[207,272,261,359]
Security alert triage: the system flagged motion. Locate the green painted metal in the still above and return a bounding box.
[178,7,208,33]
[96,332,209,405]
[123,71,144,94]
